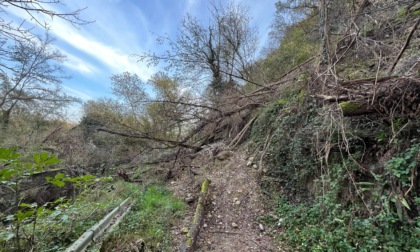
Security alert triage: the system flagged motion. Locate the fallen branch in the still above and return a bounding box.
[312,94,350,102]
[228,116,257,149]
[340,76,397,86]
[388,18,419,75]
[184,178,211,252]
[258,129,274,177]
[97,128,202,151]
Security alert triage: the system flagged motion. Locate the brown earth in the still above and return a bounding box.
[169,143,285,251]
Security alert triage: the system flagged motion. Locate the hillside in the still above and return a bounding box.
[1,0,420,251]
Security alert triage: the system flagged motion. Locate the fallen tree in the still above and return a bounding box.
[183,178,211,252]
[314,76,420,117]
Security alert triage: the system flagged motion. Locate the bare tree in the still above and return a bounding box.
[139,1,258,98]
[0,0,90,42]
[110,72,147,117]
[0,35,78,128]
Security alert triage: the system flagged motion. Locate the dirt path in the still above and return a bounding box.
[169,145,282,251]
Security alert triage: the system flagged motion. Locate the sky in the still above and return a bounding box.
[8,0,279,121]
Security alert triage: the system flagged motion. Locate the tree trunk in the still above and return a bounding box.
[319,0,330,65]
[1,109,11,130]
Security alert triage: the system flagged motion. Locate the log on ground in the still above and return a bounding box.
[183,178,211,252]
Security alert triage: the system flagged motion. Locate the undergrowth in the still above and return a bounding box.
[250,85,320,199]
[250,83,420,251]
[99,185,185,252]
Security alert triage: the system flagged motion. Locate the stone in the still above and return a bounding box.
[252,164,258,169]
[246,161,253,167]
[185,197,195,204]
[181,227,189,234]
[231,222,238,228]
[203,223,208,228]
[277,218,284,227]
[215,150,233,161]
[259,224,264,231]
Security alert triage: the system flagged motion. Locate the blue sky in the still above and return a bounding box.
[9,0,278,120]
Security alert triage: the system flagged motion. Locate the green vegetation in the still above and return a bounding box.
[252,88,420,250]
[0,148,177,251]
[0,148,183,252]
[272,142,420,251]
[1,0,419,251]
[100,185,185,251]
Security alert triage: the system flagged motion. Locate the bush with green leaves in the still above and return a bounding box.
[0,147,103,251]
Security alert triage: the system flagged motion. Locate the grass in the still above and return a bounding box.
[98,184,185,252]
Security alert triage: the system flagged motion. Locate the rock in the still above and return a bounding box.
[217,215,222,219]
[259,224,264,231]
[277,218,284,227]
[215,150,233,161]
[181,227,189,234]
[203,223,208,228]
[252,164,258,169]
[234,200,241,206]
[185,197,195,204]
[231,222,238,228]
[246,160,253,167]
[233,198,241,205]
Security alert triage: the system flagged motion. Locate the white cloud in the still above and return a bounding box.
[50,19,154,80]
[62,85,93,101]
[59,48,98,74]
[6,3,155,81]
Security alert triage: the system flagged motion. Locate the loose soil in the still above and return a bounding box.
[169,144,284,251]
